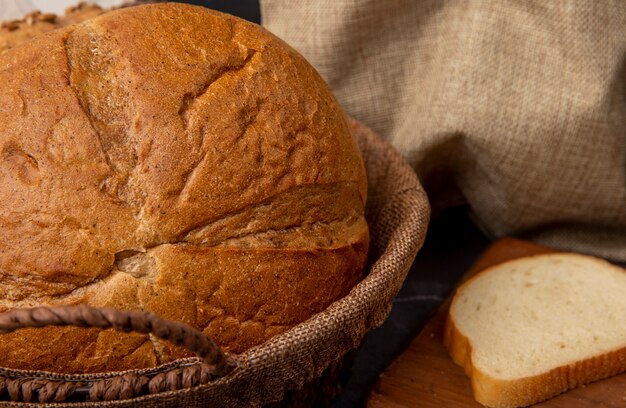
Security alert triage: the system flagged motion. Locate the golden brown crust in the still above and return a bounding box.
[0,3,368,373]
[444,256,626,408]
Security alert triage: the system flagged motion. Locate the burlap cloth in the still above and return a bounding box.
[0,120,429,406]
[261,0,626,261]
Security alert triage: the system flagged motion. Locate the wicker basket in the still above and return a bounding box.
[0,120,430,407]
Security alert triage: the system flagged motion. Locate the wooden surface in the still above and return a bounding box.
[368,238,626,407]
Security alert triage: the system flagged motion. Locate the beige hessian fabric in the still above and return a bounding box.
[261,0,626,261]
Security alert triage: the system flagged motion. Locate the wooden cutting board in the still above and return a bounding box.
[367,238,626,407]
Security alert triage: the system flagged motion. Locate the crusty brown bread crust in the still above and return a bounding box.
[0,3,368,373]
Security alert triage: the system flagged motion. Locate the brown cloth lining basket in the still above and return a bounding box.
[0,119,430,407]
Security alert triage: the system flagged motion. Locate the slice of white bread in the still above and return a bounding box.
[444,253,626,408]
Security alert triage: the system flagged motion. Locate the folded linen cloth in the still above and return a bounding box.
[261,0,626,261]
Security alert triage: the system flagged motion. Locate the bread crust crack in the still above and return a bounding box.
[0,3,368,373]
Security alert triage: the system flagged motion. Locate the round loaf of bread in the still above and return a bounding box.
[0,3,368,373]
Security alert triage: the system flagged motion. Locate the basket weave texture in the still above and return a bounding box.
[0,119,430,407]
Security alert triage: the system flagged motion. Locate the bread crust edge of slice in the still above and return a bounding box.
[443,253,626,408]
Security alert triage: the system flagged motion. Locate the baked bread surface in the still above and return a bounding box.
[0,3,368,373]
[444,253,626,408]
